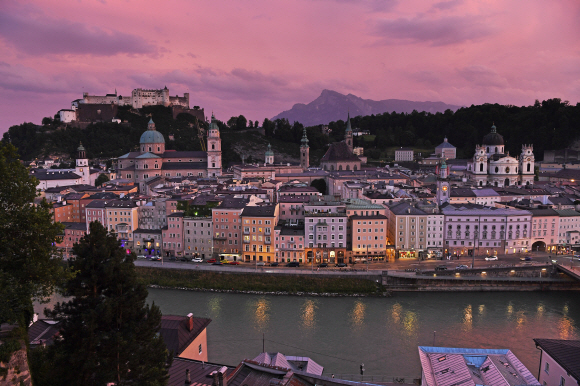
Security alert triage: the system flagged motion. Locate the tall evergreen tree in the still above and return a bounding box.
[0,143,65,326]
[48,221,169,386]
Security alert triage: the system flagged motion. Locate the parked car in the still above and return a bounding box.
[335,263,347,267]
[229,261,240,265]
[269,262,279,267]
[318,263,328,268]
[485,255,499,261]
[256,262,266,266]
[286,262,300,267]
[456,265,469,270]
[192,257,203,263]
[220,260,229,264]
[435,265,448,271]
[207,258,216,263]
[151,256,161,261]
[178,256,189,262]
[137,255,147,259]
[212,261,223,265]
[520,256,532,261]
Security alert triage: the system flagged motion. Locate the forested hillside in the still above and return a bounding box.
[2,98,579,163]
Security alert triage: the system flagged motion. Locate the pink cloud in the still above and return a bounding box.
[1,0,580,134]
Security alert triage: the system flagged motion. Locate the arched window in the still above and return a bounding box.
[212,144,215,150]
[157,146,161,152]
[527,163,531,172]
[495,166,499,173]
[339,165,342,171]
[331,165,335,171]
[479,181,483,186]
[480,164,483,172]
[149,146,152,152]
[354,165,358,171]
[487,147,489,153]
[346,165,350,171]
[495,147,498,153]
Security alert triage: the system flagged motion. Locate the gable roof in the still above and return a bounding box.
[160,314,211,356]
[534,339,580,380]
[168,358,233,386]
[320,141,360,162]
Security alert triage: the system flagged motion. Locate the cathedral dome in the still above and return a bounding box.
[140,118,165,144]
[482,124,504,146]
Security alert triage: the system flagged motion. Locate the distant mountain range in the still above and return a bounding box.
[272,89,463,126]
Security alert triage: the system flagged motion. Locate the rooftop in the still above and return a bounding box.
[533,339,580,381]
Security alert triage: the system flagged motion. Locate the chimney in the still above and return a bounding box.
[218,371,227,386]
[212,372,219,386]
[187,312,194,331]
[184,369,191,385]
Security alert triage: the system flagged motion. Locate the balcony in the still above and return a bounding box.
[214,235,227,240]
[243,239,250,244]
[265,239,271,245]
[243,230,250,235]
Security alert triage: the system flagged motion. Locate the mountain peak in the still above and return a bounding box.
[273,90,462,126]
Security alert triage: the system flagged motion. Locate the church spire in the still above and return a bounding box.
[301,127,309,148]
[345,112,352,133]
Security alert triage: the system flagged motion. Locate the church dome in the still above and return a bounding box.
[482,124,504,146]
[140,118,165,144]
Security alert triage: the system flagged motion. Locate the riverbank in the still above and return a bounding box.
[136,267,388,296]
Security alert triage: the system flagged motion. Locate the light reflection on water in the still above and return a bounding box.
[138,291,580,377]
[300,299,318,330]
[349,300,366,328]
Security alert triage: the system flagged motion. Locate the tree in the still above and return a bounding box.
[236,115,247,130]
[95,173,110,187]
[311,179,327,194]
[47,222,169,386]
[262,118,275,137]
[0,143,65,326]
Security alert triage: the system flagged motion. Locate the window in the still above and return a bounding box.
[544,362,549,374]
[199,344,203,355]
[559,377,565,386]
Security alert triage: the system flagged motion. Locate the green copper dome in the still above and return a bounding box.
[265,143,274,156]
[140,119,165,144]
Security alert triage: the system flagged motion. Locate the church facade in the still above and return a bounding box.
[320,114,362,172]
[467,124,535,187]
[116,114,222,190]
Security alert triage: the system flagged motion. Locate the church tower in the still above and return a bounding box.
[75,142,90,185]
[472,144,488,186]
[207,113,222,177]
[436,161,450,206]
[300,127,310,170]
[519,144,535,185]
[345,113,353,153]
[265,143,274,165]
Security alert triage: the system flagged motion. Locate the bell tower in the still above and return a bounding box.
[75,142,91,185]
[345,112,353,153]
[519,144,535,185]
[300,127,310,170]
[265,143,274,165]
[207,113,222,177]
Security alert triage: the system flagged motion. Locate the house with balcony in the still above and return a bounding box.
[212,197,248,260]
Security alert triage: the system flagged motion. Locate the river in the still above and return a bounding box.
[144,289,579,378]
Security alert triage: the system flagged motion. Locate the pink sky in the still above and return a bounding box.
[1,0,580,134]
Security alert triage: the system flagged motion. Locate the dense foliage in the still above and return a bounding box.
[265,99,580,160]
[0,143,65,326]
[3,98,579,163]
[44,222,169,386]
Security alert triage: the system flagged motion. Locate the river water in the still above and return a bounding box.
[145,289,579,378]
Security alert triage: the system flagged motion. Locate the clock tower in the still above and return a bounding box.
[436,159,450,206]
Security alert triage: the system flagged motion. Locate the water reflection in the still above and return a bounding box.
[558,316,575,339]
[248,297,270,330]
[403,311,419,336]
[350,300,366,328]
[516,310,527,330]
[463,304,473,331]
[391,303,402,324]
[507,302,514,318]
[208,295,222,318]
[536,302,544,319]
[478,304,486,317]
[300,299,318,330]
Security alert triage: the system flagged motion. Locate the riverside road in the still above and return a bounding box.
[135,251,580,276]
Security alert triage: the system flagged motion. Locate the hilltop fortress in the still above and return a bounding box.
[72,86,189,109]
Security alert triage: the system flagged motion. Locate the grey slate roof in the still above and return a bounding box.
[160,314,211,357]
[534,339,580,381]
[242,205,277,217]
[320,141,360,162]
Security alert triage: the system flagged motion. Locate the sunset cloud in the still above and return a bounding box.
[0,0,579,132]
